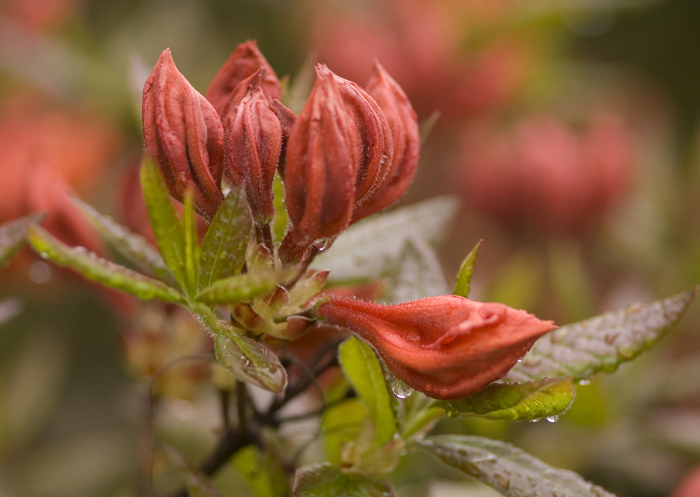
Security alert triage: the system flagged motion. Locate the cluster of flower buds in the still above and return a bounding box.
[142,41,419,265]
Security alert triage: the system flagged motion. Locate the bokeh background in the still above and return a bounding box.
[1,0,700,495]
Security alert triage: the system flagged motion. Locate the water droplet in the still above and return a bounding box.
[578,379,591,386]
[546,415,560,423]
[517,357,523,362]
[29,261,51,284]
[313,238,332,251]
[391,377,414,399]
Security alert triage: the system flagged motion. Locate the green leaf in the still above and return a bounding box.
[233,445,288,497]
[441,377,576,422]
[197,272,280,305]
[196,305,287,393]
[454,239,482,298]
[322,398,367,465]
[314,196,460,284]
[385,236,449,304]
[183,190,200,298]
[271,172,289,247]
[165,445,224,497]
[140,157,187,290]
[293,464,394,497]
[0,214,44,268]
[505,289,697,383]
[27,224,184,303]
[416,435,614,497]
[199,187,253,289]
[71,197,176,285]
[338,337,397,447]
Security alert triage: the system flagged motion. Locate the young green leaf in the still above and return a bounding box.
[314,196,460,284]
[505,289,697,383]
[0,214,44,268]
[322,398,367,465]
[454,239,482,298]
[233,445,288,497]
[196,305,287,393]
[271,172,289,247]
[197,272,280,305]
[440,377,576,422]
[338,337,397,447]
[293,463,394,497]
[416,435,614,497]
[165,445,225,497]
[199,186,253,289]
[140,157,187,290]
[27,224,184,303]
[71,197,176,285]
[183,190,200,298]
[385,236,449,304]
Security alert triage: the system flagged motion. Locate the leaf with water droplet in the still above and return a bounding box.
[71,196,176,285]
[505,289,697,383]
[0,214,45,269]
[26,223,184,303]
[293,463,395,497]
[339,337,398,448]
[313,196,460,284]
[454,239,482,298]
[199,186,253,290]
[416,435,615,497]
[385,235,449,304]
[439,377,576,422]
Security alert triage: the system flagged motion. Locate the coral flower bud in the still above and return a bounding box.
[206,40,281,117]
[280,65,361,262]
[224,85,284,225]
[352,62,420,223]
[315,295,556,400]
[142,49,224,219]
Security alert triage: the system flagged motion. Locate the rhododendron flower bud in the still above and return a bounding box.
[352,61,419,223]
[206,40,281,117]
[142,49,224,219]
[280,65,361,262]
[224,84,284,225]
[315,295,556,400]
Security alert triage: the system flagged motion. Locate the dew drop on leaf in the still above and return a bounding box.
[546,415,560,423]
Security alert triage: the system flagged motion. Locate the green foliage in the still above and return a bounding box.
[0,214,44,269]
[183,190,201,298]
[385,236,449,303]
[454,239,482,298]
[233,445,288,497]
[314,196,460,284]
[140,157,187,291]
[338,337,398,448]
[199,186,253,290]
[416,435,614,497]
[505,289,697,382]
[27,223,184,303]
[271,172,289,247]
[322,398,367,465]
[197,273,279,305]
[293,463,394,497]
[71,196,176,284]
[441,377,576,422]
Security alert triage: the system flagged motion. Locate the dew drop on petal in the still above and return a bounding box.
[391,377,414,399]
[313,238,332,251]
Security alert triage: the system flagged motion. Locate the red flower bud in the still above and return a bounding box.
[206,40,281,117]
[223,84,286,225]
[142,49,224,219]
[280,65,361,262]
[315,295,556,400]
[352,62,419,222]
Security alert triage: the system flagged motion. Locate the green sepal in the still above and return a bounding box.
[271,172,289,247]
[27,223,184,303]
[454,239,482,298]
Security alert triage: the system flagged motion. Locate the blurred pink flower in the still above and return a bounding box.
[672,465,700,497]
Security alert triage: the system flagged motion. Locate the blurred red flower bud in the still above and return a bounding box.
[352,61,419,222]
[224,84,285,225]
[206,40,281,118]
[280,65,362,263]
[315,295,555,400]
[672,465,700,497]
[142,49,224,219]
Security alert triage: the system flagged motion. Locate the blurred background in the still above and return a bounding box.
[1,0,700,495]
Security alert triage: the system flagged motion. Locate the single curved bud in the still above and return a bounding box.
[315,295,555,400]
[224,85,284,225]
[206,40,281,117]
[329,70,394,208]
[352,62,420,223]
[280,65,361,263]
[142,49,224,219]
